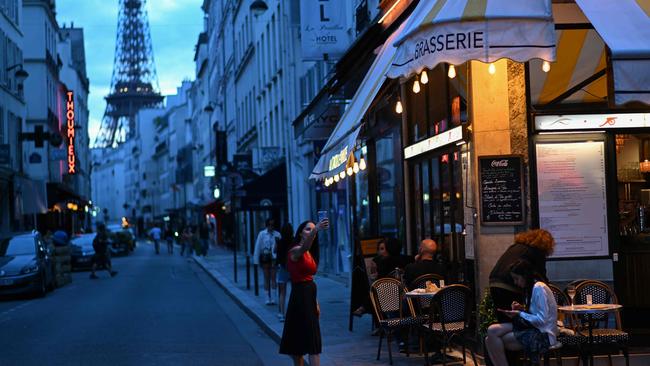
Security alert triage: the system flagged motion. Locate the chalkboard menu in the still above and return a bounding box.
[479,155,525,225]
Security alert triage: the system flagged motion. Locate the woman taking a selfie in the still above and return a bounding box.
[279,218,328,366]
[485,259,558,365]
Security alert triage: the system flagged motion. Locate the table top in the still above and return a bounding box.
[405,289,440,297]
[558,304,622,314]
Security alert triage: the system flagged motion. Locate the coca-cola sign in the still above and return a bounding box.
[479,155,524,225]
[491,159,509,168]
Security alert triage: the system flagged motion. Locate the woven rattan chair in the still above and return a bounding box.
[421,284,477,366]
[573,280,629,366]
[370,277,424,365]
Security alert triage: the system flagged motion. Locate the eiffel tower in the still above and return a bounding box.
[94,0,163,147]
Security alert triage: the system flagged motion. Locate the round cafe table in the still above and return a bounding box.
[557,304,623,366]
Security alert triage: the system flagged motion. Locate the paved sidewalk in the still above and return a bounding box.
[194,246,474,366]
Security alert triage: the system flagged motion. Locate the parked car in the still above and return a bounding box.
[0,231,55,297]
[70,234,96,270]
[105,224,133,256]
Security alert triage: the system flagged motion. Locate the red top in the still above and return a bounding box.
[287,247,317,283]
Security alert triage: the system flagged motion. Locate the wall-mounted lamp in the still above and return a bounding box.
[250,0,268,16]
[6,64,29,85]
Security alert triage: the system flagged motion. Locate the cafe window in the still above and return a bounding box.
[616,134,650,239]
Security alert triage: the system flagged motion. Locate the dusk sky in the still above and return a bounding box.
[56,0,204,144]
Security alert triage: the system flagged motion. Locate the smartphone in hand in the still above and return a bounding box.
[317,210,328,222]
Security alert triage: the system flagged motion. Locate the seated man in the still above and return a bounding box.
[404,238,447,288]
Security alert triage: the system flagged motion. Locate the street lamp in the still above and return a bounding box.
[250,0,268,16]
[6,64,29,85]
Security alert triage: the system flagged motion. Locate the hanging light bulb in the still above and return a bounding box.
[488,62,496,75]
[339,171,346,179]
[324,179,329,187]
[334,174,340,183]
[347,165,353,176]
[359,156,367,170]
[542,60,551,73]
[447,64,456,79]
[412,79,421,94]
[395,99,403,114]
[420,70,429,84]
[353,162,359,173]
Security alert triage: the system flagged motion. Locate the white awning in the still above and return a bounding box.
[309,19,411,181]
[575,0,650,105]
[388,0,556,79]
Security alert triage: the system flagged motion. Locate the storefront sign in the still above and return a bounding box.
[536,141,609,258]
[328,145,348,171]
[403,126,463,160]
[66,91,76,174]
[478,155,525,225]
[535,113,650,131]
[300,0,352,60]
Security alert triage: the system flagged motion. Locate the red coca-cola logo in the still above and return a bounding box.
[491,159,508,168]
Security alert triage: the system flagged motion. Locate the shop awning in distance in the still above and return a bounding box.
[309,14,415,181]
[388,0,556,79]
[575,0,650,106]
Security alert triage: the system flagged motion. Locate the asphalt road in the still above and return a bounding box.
[0,242,286,366]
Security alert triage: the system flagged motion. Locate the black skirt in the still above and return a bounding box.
[279,281,321,355]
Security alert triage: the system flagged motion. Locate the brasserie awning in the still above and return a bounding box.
[388,0,556,79]
[575,0,650,105]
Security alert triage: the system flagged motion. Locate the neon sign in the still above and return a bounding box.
[66,91,76,174]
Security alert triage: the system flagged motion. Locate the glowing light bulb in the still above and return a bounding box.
[359,157,367,170]
[395,100,403,114]
[448,65,456,79]
[488,63,496,75]
[542,61,551,73]
[420,70,428,84]
[347,166,353,176]
[334,174,340,183]
[412,80,421,94]
[339,171,346,179]
[353,162,359,173]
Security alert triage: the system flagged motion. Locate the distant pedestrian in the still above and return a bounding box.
[180,226,193,256]
[148,224,162,254]
[199,222,209,256]
[276,223,293,322]
[254,218,281,305]
[279,218,328,366]
[164,226,174,254]
[90,223,117,279]
[489,229,555,323]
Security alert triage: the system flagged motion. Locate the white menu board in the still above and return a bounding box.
[536,141,609,258]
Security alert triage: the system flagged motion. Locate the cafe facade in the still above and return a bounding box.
[311,0,650,341]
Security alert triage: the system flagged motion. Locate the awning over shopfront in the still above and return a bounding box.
[575,0,650,106]
[309,13,418,181]
[388,0,556,79]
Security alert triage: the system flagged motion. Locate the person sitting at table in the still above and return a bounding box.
[485,259,559,366]
[375,237,406,279]
[403,238,447,289]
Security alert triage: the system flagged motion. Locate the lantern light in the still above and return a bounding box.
[334,174,340,182]
[359,157,367,170]
[339,171,346,179]
[395,99,403,114]
[448,65,456,79]
[412,79,421,94]
[353,162,359,173]
[542,60,551,73]
[488,63,496,75]
[347,166,353,176]
[420,70,429,84]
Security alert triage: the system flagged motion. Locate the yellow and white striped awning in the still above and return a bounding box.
[388,0,556,79]
[529,29,607,105]
[575,0,650,105]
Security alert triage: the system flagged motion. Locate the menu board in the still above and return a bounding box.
[536,141,609,258]
[479,155,525,225]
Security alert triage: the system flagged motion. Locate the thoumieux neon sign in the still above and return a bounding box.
[66,91,76,174]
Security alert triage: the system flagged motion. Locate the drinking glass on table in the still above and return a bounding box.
[567,285,576,307]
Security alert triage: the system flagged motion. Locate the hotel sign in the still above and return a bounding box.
[66,91,76,174]
[535,113,650,131]
[300,0,352,60]
[403,126,464,160]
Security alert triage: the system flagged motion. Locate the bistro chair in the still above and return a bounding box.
[420,284,477,366]
[573,280,629,366]
[370,278,425,365]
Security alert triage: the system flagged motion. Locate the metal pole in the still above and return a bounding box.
[232,182,237,283]
[254,263,259,296]
[246,212,251,290]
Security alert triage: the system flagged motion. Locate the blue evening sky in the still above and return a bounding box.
[56,0,204,143]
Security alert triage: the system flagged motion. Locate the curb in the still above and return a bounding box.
[192,255,282,344]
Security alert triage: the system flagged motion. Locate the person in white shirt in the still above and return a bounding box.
[254,218,281,305]
[148,224,162,255]
[486,259,558,365]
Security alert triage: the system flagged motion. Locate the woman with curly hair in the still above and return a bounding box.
[489,229,555,323]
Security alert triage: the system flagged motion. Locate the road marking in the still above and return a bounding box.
[0,302,31,324]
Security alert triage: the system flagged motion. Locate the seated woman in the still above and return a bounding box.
[485,259,558,365]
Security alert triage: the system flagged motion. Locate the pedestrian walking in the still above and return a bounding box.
[253,218,281,305]
[90,223,117,279]
[279,218,328,366]
[276,223,293,322]
[164,225,174,254]
[180,226,193,256]
[148,224,162,254]
[485,259,559,365]
[489,229,555,323]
